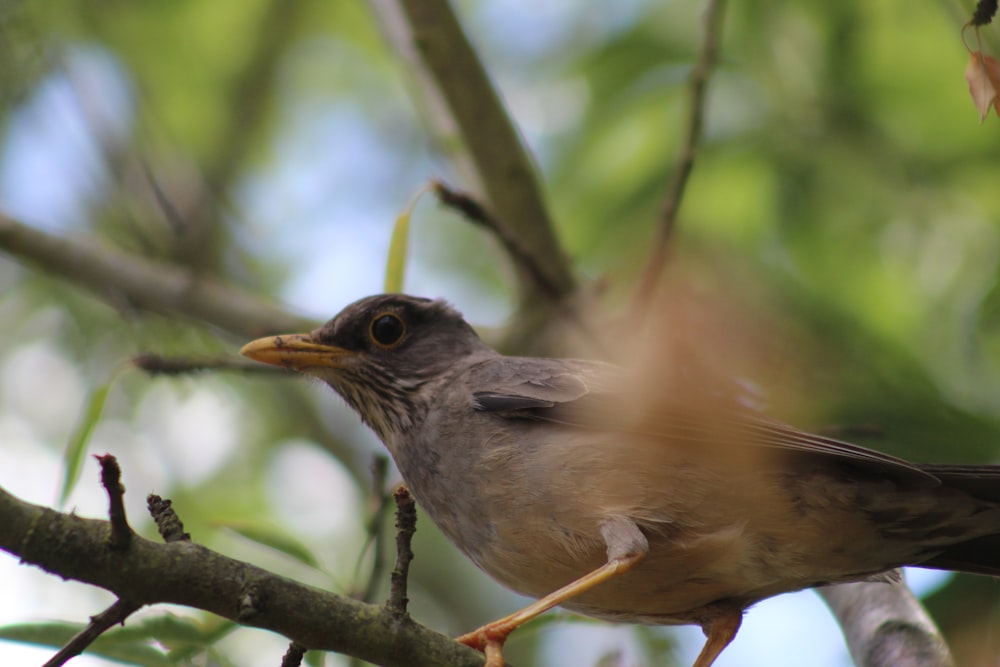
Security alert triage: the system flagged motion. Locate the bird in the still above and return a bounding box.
[240,293,1000,667]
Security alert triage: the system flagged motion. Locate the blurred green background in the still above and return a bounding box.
[1,1,999,665]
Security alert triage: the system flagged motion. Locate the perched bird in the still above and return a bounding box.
[241,293,1000,667]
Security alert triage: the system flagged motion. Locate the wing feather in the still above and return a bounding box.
[468,356,935,482]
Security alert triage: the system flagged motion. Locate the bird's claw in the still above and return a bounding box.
[457,626,510,667]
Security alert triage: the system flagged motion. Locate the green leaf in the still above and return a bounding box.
[215,519,321,569]
[305,649,326,667]
[384,208,412,294]
[0,621,80,646]
[0,622,172,667]
[160,618,238,661]
[59,365,127,506]
[133,613,235,648]
[384,184,430,294]
[0,615,240,666]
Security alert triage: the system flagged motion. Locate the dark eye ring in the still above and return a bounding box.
[369,312,406,348]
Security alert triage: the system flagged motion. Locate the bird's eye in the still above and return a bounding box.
[369,313,406,348]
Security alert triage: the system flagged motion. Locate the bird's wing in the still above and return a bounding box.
[468,357,618,413]
[468,357,935,482]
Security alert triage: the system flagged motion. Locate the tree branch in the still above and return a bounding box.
[42,599,141,667]
[96,454,133,551]
[0,484,487,667]
[0,213,316,339]
[352,456,392,605]
[387,486,416,618]
[819,579,955,667]
[132,353,289,376]
[146,494,191,543]
[633,0,727,308]
[280,642,308,667]
[369,0,577,310]
[432,180,563,301]
[431,180,609,355]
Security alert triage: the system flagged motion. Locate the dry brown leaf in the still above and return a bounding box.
[966,51,1000,122]
[987,54,1000,115]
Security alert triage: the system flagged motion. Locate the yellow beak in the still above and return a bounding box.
[240,334,354,370]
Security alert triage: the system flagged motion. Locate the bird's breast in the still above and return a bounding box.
[388,411,914,624]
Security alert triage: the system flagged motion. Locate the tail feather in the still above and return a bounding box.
[916,464,1000,575]
[920,463,1000,504]
[919,534,1000,577]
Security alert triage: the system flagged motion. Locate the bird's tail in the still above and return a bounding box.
[917,464,1000,576]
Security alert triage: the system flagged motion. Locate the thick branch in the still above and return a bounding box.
[819,579,955,667]
[0,486,485,667]
[0,214,316,339]
[370,0,576,309]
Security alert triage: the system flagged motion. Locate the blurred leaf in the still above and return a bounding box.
[130,614,236,650]
[0,621,79,645]
[305,650,326,667]
[594,649,625,667]
[384,201,413,293]
[215,519,321,569]
[202,646,240,667]
[0,622,171,666]
[0,614,238,666]
[631,624,678,666]
[384,185,432,294]
[965,50,1000,122]
[164,623,238,662]
[59,366,127,507]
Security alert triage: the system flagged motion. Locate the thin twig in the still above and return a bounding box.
[386,485,417,618]
[349,454,393,667]
[280,642,308,667]
[432,180,562,301]
[96,454,132,550]
[42,598,141,667]
[133,353,292,377]
[434,179,610,355]
[172,0,304,271]
[348,457,392,667]
[632,0,727,309]
[355,455,392,603]
[147,494,191,543]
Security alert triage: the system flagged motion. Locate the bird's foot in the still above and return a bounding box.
[456,624,512,667]
[456,552,646,666]
[692,609,743,667]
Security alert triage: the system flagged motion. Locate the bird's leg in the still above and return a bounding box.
[456,553,645,661]
[692,610,742,667]
[456,517,648,667]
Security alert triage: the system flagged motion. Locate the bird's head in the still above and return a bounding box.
[240,294,489,441]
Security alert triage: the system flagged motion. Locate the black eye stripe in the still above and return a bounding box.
[370,313,406,347]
